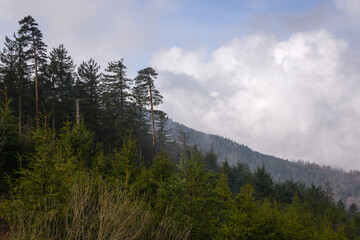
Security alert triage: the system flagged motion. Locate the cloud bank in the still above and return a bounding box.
[152,30,360,170]
[0,0,178,75]
[335,0,360,16]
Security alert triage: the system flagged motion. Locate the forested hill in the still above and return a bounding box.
[167,118,360,206]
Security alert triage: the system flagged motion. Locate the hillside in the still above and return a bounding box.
[167,119,360,206]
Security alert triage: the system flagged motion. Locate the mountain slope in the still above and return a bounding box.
[167,119,360,206]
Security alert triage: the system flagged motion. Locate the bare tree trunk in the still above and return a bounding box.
[76,99,80,128]
[32,34,39,129]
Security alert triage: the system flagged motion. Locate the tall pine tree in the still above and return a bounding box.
[48,44,76,128]
[77,58,101,135]
[135,67,163,157]
[18,15,47,129]
[102,59,132,146]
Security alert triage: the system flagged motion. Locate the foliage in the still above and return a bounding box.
[2,172,188,240]
[156,151,218,240]
[0,92,27,193]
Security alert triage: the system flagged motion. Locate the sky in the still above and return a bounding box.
[1,0,360,170]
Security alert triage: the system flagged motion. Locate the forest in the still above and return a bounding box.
[169,119,360,208]
[0,15,360,240]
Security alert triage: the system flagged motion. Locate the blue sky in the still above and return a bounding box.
[1,0,360,170]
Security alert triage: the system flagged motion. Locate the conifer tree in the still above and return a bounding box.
[228,161,252,193]
[135,67,163,157]
[253,165,274,199]
[77,58,101,134]
[0,91,24,193]
[213,170,233,230]
[156,151,218,239]
[203,146,219,171]
[48,44,76,128]
[110,133,139,189]
[0,34,32,133]
[130,83,152,162]
[102,59,132,146]
[154,110,174,153]
[18,15,47,129]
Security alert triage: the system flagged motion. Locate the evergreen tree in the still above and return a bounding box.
[278,195,316,239]
[274,179,306,204]
[0,34,32,133]
[156,151,218,239]
[48,44,76,128]
[134,152,175,203]
[228,161,253,193]
[154,110,174,153]
[349,203,358,215]
[17,15,47,128]
[0,91,26,193]
[213,170,233,230]
[131,78,152,162]
[58,122,96,169]
[77,58,101,135]
[102,59,132,147]
[109,133,139,189]
[253,165,274,200]
[203,146,219,172]
[135,67,163,157]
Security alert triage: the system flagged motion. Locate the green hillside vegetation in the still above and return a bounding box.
[167,119,360,207]
[1,16,360,240]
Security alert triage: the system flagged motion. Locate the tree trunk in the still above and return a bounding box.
[148,77,156,157]
[32,33,39,129]
[18,89,22,135]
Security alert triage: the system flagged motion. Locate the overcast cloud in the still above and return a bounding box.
[1,0,360,170]
[152,28,360,170]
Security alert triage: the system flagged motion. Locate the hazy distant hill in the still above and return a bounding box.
[167,119,360,206]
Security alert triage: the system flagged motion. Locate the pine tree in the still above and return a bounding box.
[278,195,316,239]
[203,146,219,172]
[228,161,252,193]
[156,151,218,240]
[253,165,274,200]
[213,170,233,230]
[349,203,358,216]
[154,110,174,153]
[110,133,139,189]
[215,184,258,239]
[0,91,24,193]
[102,59,132,146]
[131,77,151,162]
[0,34,32,133]
[18,15,47,129]
[48,44,76,128]
[137,152,175,203]
[77,58,101,134]
[135,67,163,157]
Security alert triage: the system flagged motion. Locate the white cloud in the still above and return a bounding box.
[0,0,177,75]
[151,30,360,170]
[335,0,360,16]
